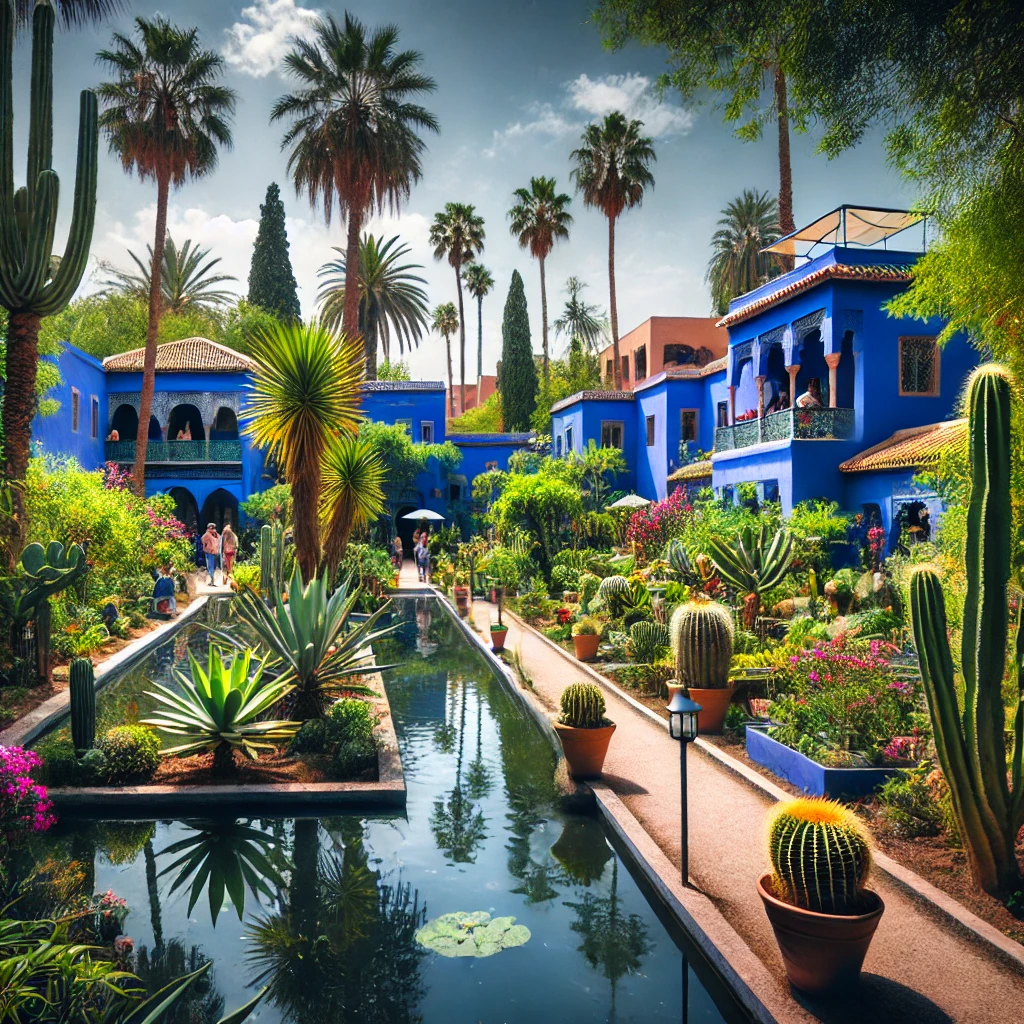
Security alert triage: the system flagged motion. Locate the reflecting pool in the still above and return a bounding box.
[18,596,743,1022]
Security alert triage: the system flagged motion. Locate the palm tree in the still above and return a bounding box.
[272,13,438,380]
[432,302,459,418]
[317,234,430,365]
[706,190,785,316]
[430,203,485,409]
[463,263,494,382]
[243,320,364,581]
[508,177,573,381]
[15,0,120,29]
[570,112,656,390]
[97,17,236,495]
[319,434,386,575]
[553,276,608,355]
[100,236,238,314]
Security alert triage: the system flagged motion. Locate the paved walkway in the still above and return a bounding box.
[469,599,1024,1024]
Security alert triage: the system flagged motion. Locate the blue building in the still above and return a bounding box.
[553,207,979,536]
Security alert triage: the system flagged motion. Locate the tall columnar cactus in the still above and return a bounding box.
[910,363,1024,894]
[559,683,609,729]
[69,656,95,751]
[707,524,795,629]
[259,523,285,599]
[768,798,872,915]
[0,0,98,518]
[670,596,734,689]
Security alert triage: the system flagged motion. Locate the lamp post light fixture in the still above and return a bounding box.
[666,690,702,886]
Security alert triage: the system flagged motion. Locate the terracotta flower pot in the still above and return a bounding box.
[491,627,508,652]
[757,872,884,994]
[687,685,735,734]
[554,721,616,779]
[573,633,600,661]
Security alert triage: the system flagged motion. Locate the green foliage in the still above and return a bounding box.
[768,798,872,915]
[877,763,944,839]
[415,911,530,958]
[531,338,604,433]
[670,597,734,689]
[629,620,669,663]
[0,539,87,625]
[142,647,300,770]
[448,391,503,433]
[910,364,1024,893]
[707,523,795,628]
[378,358,411,381]
[784,616,831,648]
[559,682,610,729]
[499,269,537,431]
[357,420,462,499]
[97,724,160,785]
[69,658,95,751]
[248,182,301,321]
[218,299,282,356]
[550,563,581,595]
[242,485,292,529]
[571,616,601,637]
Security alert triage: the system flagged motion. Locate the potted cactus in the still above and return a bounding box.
[669,595,734,733]
[554,683,615,778]
[757,798,884,993]
[571,617,601,661]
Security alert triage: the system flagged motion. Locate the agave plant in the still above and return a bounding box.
[142,648,299,774]
[213,562,398,720]
[706,524,795,629]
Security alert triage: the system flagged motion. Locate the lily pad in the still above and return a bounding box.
[415,911,531,958]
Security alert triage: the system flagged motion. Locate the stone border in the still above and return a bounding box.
[1,596,211,749]
[507,608,1024,976]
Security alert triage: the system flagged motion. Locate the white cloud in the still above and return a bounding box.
[484,72,693,156]
[222,0,321,79]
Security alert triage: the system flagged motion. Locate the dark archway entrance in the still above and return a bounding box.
[110,403,137,440]
[212,406,239,440]
[169,487,199,533]
[167,404,206,441]
[148,415,162,441]
[200,488,239,532]
[395,505,417,555]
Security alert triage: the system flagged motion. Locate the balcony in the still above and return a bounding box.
[715,407,855,452]
[105,440,242,463]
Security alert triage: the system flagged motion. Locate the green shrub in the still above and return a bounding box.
[35,735,80,787]
[877,763,943,838]
[97,725,160,785]
[550,564,581,595]
[785,616,831,648]
[332,737,378,779]
[289,719,328,754]
[326,697,377,746]
[845,607,903,639]
[231,563,261,592]
[543,623,572,643]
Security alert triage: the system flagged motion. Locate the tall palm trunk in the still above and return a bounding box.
[292,462,321,584]
[455,264,466,414]
[344,210,372,377]
[538,253,549,382]
[2,310,42,548]
[476,295,483,383]
[134,169,170,496]
[774,67,795,273]
[144,838,164,953]
[607,215,621,389]
[445,330,454,418]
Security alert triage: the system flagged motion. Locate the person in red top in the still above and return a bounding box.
[201,523,220,585]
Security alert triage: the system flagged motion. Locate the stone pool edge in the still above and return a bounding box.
[1,595,212,750]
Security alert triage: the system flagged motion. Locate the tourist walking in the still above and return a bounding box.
[201,523,221,586]
[415,533,431,583]
[221,523,238,583]
[392,534,404,570]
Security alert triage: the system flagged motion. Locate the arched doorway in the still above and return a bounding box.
[110,403,138,440]
[148,415,162,441]
[200,488,239,532]
[168,487,199,532]
[167,404,206,441]
[211,407,239,440]
[395,504,417,555]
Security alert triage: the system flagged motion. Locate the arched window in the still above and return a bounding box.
[212,407,239,440]
[168,404,206,441]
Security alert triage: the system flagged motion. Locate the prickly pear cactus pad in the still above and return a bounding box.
[415,911,531,957]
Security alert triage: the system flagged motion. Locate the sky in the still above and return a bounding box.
[24,0,918,381]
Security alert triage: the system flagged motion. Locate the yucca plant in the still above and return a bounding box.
[213,562,398,720]
[142,647,299,774]
[707,524,794,629]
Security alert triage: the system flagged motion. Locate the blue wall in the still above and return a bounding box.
[31,345,106,467]
[552,394,637,492]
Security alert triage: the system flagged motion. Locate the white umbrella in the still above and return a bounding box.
[606,494,651,510]
[401,508,446,521]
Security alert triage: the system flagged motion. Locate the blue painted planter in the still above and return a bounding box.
[744,725,902,800]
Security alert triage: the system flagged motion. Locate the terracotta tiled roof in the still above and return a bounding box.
[550,389,635,414]
[716,264,914,328]
[668,459,713,482]
[103,337,256,373]
[839,419,966,473]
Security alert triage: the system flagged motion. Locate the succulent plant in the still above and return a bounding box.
[69,657,95,751]
[707,524,794,628]
[768,798,872,915]
[629,620,669,663]
[259,523,285,600]
[0,540,88,624]
[670,596,734,689]
[559,682,610,729]
[910,364,1024,894]
[598,574,629,615]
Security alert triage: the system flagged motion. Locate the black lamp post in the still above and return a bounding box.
[666,690,701,886]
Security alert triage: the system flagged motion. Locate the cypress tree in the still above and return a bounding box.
[247,183,301,321]
[499,270,538,431]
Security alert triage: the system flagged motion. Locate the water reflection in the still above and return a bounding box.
[135,941,225,1024]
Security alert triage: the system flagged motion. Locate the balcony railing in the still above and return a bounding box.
[715,407,855,452]
[105,440,242,462]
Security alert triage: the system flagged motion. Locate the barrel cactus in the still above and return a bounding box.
[910,363,1024,894]
[670,596,733,689]
[69,657,95,752]
[629,620,669,663]
[559,683,609,729]
[768,798,872,915]
[598,575,630,617]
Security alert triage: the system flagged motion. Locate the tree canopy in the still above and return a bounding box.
[248,182,301,321]
[499,270,537,432]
